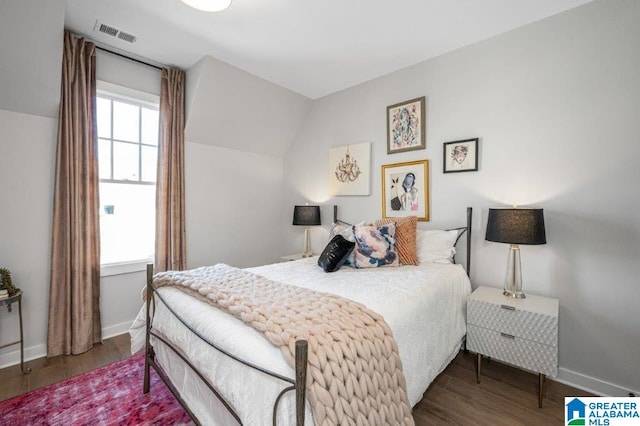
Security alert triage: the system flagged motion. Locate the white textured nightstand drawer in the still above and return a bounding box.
[467,324,558,377]
[467,299,558,347]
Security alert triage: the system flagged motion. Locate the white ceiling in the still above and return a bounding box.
[65,0,594,99]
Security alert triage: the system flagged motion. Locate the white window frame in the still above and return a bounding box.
[97,81,160,277]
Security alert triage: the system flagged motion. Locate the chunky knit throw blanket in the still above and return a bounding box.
[153,264,414,426]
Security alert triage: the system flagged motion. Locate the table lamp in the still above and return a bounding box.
[485,208,546,298]
[293,205,321,257]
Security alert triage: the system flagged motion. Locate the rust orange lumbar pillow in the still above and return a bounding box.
[375,216,418,265]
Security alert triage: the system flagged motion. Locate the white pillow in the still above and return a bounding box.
[416,229,459,264]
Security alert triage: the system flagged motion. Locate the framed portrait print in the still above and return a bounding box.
[328,142,371,196]
[443,138,478,173]
[386,96,426,154]
[381,160,429,221]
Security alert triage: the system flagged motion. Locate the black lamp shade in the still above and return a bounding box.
[485,208,546,245]
[293,205,321,226]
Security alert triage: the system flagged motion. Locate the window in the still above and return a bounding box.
[96,86,159,272]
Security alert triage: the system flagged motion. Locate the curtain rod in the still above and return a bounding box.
[95,45,164,71]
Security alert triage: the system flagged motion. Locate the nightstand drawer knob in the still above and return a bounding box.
[500,304,516,311]
[500,332,516,339]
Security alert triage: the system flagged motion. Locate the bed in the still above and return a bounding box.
[130,207,473,425]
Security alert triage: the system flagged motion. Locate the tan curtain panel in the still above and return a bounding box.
[155,67,187,272]
[47,31,101,357]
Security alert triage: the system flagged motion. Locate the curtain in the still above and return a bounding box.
[155,67,187,272]
[47,31,101,357]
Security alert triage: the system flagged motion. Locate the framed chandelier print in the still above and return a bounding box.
[328,142,371,196]
[386,96,426,154]
[381,159,429,221]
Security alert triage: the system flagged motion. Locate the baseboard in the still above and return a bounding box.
[0,320,132,370]
[0,343,47,370]
[556,367,640,397]
[101,320,133,340]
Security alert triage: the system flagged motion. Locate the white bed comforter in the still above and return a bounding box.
[130,258,471,425]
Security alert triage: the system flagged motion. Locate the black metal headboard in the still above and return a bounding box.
[332,205,472,277]
[332,205,352,226]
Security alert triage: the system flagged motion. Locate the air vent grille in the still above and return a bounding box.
[117,32,137,43]
[93,20,137,44]
[98,22,118,37]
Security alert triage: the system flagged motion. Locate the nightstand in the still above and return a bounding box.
[466,286,558,408]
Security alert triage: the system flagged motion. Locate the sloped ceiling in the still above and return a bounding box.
[185,55,311,156]
[0,0,65,118]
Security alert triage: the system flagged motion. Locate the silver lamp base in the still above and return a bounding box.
[301,227,313,258]
[504,244,526,298]
[503,290,526,299]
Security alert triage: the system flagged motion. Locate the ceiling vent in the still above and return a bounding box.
[93,20,137,44]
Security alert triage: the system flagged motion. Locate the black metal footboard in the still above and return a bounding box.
[142,264,308,426]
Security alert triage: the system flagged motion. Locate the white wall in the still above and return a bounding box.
[0,0,64,118]
[282,0,640,396]
[96,50,162,96]
[183,54,312,268]
[0,0,65,366]
[185,143,285,268]
[185,55,312,157]
[0,109,57,365]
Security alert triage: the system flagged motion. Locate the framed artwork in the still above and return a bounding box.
[381,159,429,221]
[386,96,426,154]
[443,138,478,173]
[328,142,371,196]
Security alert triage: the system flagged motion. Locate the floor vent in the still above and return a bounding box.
[94,20,137,44]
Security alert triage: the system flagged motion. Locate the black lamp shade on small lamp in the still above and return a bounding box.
[485,208,546,299]
[293,205,321,257]
[486,208,546,245]
[292,205,321,226]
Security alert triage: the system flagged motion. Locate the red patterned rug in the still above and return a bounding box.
[0,353,192,425]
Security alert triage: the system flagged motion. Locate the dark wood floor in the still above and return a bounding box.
[413,353,593,425]
[0,334,592,425]
[0,333,131,402]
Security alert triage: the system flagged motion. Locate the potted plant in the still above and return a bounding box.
[0,268,18,297]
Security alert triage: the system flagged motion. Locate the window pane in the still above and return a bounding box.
[97,97,111,139]
[141,146,157,182]
[98,138,112,180]
[113,142,139,181]
[141,108,159,146]
[113,101,140,142]
[99,182,155,264]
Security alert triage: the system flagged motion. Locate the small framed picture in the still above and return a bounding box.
[443,138,479,173]
[381,160,429,221]
[386,96,426,154]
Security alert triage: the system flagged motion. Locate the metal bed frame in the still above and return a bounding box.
[143,206,473,426]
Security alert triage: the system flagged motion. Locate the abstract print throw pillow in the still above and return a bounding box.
[353,224,399,268]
